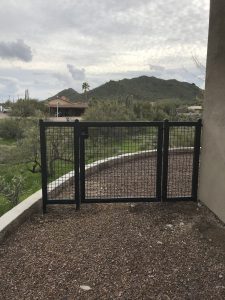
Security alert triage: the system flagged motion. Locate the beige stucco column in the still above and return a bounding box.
[199,0,225,223]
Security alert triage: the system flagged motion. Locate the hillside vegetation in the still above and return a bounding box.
[47,76,202,103]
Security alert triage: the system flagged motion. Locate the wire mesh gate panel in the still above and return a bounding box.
[79,122,163,203]
[40,120,80,212]
[162,120,202,201]
[40,119,201,211]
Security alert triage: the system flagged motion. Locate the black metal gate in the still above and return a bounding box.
[40,119,201,212]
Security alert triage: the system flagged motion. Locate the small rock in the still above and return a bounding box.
[157,293,170,300]
[80,285,91,291]
[157,241,163,245]
[219,274,223,279]
[180,222,184,226]
[216,285,225,289]
[165,224,173,229]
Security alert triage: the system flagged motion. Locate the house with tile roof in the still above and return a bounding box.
[47,96,88,117]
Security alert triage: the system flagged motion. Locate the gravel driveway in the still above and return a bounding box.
[0,202,225,299]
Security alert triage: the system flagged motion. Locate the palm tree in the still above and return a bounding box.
[82,82,90,101]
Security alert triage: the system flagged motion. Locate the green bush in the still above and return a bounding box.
[83,99,136,121]
[10,99,48,117]
[0,175,24,207]
[0,118,24,139]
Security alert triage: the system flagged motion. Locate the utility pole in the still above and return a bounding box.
[56,96,59,118]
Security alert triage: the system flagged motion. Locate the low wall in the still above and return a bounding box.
[0,190,42,243]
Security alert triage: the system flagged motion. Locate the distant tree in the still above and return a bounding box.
[10,99,48,117]
[133,101,168,121]
[16,122,74,176]
[3,100,13,108]
[83,99,136,121]
[82,82,90,101]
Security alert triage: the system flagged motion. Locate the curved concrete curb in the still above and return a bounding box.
[0,190,42,243]
[0,147,194,243]
[85,147,193,176]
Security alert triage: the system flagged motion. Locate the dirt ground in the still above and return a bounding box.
[0,202,225,299]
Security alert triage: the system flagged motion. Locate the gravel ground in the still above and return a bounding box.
[0,202,225,299]
[57,153,194,200]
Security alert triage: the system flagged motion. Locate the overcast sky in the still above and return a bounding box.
[0,0,209,101]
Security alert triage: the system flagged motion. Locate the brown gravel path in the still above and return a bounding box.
[58,152,194,201]
[0,202,225,299]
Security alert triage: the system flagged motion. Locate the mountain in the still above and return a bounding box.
[47,88,81,102]
[47,76,202,102]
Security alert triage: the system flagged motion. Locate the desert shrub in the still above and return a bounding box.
[83,99,136,121]
[133,101,169,121]
[0,175,24,207]
[10,99,48,117]
[0,118,24,139]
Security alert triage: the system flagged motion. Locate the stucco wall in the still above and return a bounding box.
[199,0,225,223]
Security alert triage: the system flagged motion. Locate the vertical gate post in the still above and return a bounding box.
[162,119,169,202]
[191,119,202,201]
[74,120,81,210]
[156,123,163,201]
[79,126,87,203]
[39,120,48,213]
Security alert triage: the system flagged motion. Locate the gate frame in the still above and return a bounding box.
[79,121,164,204]
[39,119,202,212]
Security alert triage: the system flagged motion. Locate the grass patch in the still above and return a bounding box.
[0,137,16,146]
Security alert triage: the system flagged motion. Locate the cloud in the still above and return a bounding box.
[0,0,209,99]
[149,65,165,72]
[0,39,32,62]
[67,64,86,81]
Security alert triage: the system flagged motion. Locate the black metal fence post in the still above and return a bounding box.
[39,120,48,213]
[162,119,169,202]
[79,125,87,203]
[156,123,163,201]
[191,119,202,201]
[74,120,81,210]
